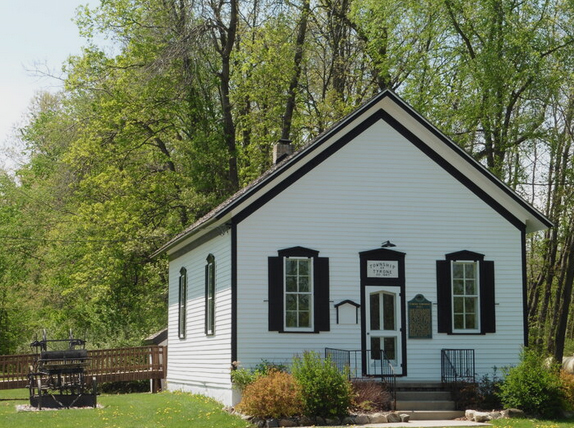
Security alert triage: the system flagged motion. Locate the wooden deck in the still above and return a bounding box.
[0,345,166,392]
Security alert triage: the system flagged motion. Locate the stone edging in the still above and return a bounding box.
[237,411,410,427]
[465,409,525,422]
[233,408,527,427]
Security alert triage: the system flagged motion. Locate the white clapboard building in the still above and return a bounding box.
[155,90,551,406]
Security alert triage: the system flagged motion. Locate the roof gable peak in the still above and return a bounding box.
[155,90,550,256]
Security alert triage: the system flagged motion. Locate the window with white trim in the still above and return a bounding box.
[268,246,330,333]
[205,254,215,336]
[178,267,187,339]
[437,250,495,335]
[451,261,480,332]
[285,257,313,330]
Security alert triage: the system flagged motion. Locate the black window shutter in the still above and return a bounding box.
[314,257,330,332]
[480,260,496,333]
[436,260,451,333]
[268,256,283,331]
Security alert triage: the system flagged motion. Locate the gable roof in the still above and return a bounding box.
[155,90,552,257]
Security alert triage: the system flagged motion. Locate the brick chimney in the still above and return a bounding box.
[272,139,294,164]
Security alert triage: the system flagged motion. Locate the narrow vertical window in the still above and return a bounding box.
[451,261,479,332]
[178,267,187,339]
[205,254,215,336]
[285,257,313,330]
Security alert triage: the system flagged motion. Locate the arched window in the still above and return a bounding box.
[178,267,187,339]
[205,254,215,336]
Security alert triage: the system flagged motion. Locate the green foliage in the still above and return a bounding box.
[498,349,566,418]
[231,359,288,392]
[491,418,574,428]
[291,351,353,418]
[253,359,288,374]
[560,370,574,412]
[453,370,502,411]
[235,370,303,419]
[350,379,391,412]
[230,368,258,393]
[0,0,573,363]
[236,355,353,418]
[560,370,574,411]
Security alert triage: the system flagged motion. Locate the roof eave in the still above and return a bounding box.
[152,213,230,258]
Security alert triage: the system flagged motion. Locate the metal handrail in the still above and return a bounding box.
[381,353,397,411]
[441,349,475,384]
[441,349,455,383]
[325,347,396,410]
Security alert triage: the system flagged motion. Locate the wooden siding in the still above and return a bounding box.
[166,229,233,404]
[235,119,524,380]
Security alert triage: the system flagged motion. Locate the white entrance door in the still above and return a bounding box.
[365,286,402,375]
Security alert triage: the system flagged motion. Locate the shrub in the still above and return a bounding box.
[560,370,574,410]
[231,360,288,392]
[350,379,391,412]
[498,349,566,418]
[291,351,354,418]
[230,367,260,393]
[453,370,502,410]
[254,359,288,374]
[235,369,303,419]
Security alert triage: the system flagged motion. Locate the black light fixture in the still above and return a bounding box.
[381,240,396,248]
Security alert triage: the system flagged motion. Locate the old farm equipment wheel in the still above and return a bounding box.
[28,330,97,409]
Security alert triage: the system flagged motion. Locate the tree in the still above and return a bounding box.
[2,0,574,358]
[527,84,574,362]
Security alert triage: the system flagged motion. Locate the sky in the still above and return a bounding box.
[0,0,95,170]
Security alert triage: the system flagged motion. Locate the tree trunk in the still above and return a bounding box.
[554,231,574,362]
[281,0,310,141]
[212,0,239,191]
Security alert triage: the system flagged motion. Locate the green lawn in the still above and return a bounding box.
[2,389,574,428]
[0,389,252,428]
[490,420,574,428]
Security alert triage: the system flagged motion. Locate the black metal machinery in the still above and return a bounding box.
[28,330,97,409]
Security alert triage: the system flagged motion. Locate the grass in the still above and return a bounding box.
[491,420,574,428]
[0,389,252,428]
[2,389,574,428]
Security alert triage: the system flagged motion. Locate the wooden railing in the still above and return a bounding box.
[0,353,36,389]
[0,345,166,391]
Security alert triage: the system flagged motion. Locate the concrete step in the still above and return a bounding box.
[396,400,456,411]
[394,381,457,415]
[395,390,452,401]
[398,410,466,421]
[395,381,445,390]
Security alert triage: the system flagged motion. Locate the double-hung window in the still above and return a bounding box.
[285,257,313,330]
[437,250,495,334]
[451,261,479,332]
[268,247,330,333]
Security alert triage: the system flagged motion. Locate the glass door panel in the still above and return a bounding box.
[365,287,402,375]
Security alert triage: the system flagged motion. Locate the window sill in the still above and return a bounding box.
[279,329,319,334]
